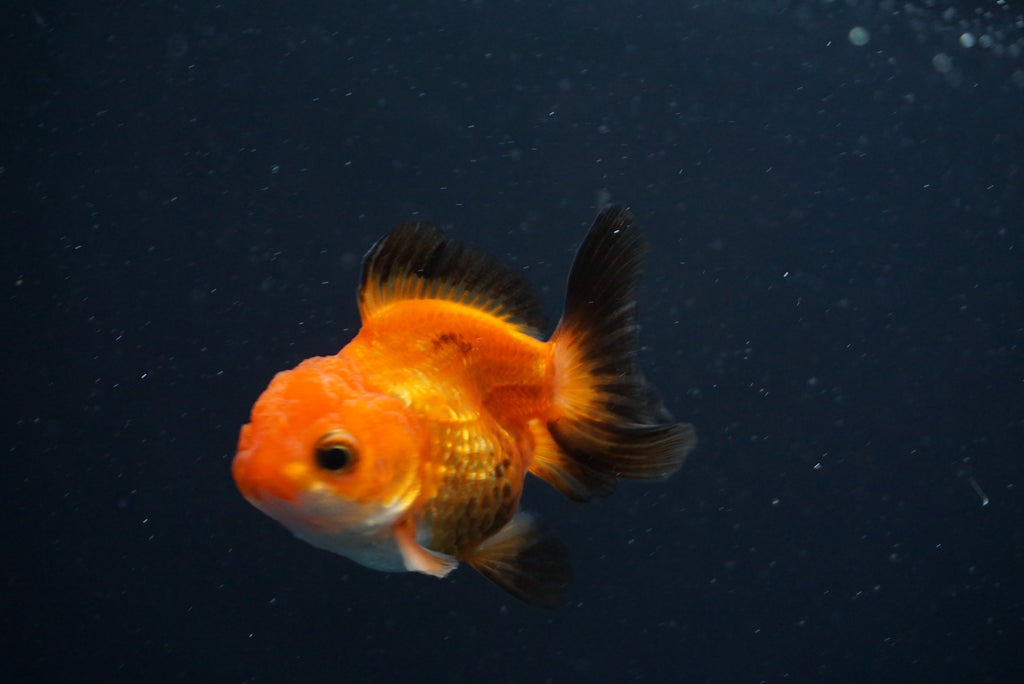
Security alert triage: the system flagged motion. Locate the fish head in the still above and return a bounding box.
[232,355,424,553]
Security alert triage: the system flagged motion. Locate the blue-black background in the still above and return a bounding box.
[4,2,1022,682]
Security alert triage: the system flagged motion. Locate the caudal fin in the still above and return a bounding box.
[531,205,696,501]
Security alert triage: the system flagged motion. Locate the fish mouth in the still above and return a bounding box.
[232,422,306,505]
[232,449,364,530]
[237,466,407,537]
[231,444,262,502]
[231,457,257,501]
[232,456,294,512]
[232,452,299,507]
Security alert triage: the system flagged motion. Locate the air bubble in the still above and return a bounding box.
[932,53,954,73]
[848,26,870,47]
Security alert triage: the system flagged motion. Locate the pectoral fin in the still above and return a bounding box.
[395,518,458,578]
[463,512,572,609]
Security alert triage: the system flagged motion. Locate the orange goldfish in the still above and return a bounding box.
[232,205,696,608]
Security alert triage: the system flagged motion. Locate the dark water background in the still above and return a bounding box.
[5,2,1022,681]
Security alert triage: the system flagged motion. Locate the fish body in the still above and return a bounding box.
[232,206,696,607]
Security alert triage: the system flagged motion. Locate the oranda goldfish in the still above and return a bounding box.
[232,205,696,608]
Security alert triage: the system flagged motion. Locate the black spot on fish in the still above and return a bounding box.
[432,332,473,354]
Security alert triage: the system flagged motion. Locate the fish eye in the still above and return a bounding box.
[314,430,359,472]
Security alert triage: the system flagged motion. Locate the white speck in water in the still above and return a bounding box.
[967,476,990,506]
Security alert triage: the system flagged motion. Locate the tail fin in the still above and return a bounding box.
[530,206,696,501]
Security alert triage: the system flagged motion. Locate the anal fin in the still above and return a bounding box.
[463,512,572,609]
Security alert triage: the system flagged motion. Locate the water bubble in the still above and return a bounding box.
[932,53,953,73]
[848,26,870,47]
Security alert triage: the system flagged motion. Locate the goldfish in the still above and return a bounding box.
[232,205,696,608]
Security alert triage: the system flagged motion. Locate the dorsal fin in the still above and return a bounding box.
[358,221,547,337]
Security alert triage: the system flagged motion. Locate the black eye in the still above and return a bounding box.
[314,431,358,472]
